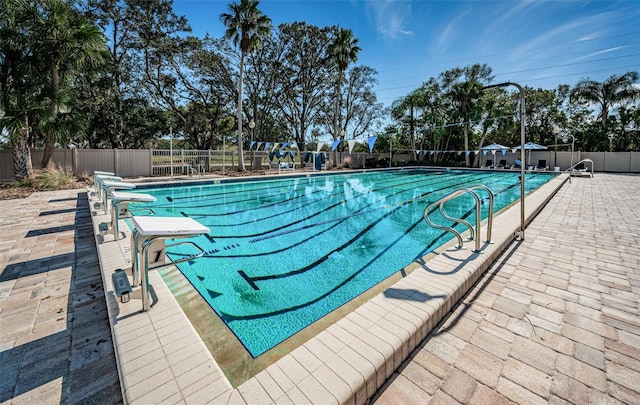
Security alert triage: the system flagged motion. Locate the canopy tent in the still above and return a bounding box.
[513,142,547,166]
[481,143,510,156]
[482,143,509,150]
[514,142,547,150]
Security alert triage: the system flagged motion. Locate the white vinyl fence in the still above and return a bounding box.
[1,148,640,182]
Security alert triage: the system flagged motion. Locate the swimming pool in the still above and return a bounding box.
[130,168,556,357]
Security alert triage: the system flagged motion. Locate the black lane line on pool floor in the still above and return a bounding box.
[189,175,485,260]
[194,173,483,240]
[166,172,532,265]
[176,170,445,219]
[235,181,516,288]
[216,180,524,321]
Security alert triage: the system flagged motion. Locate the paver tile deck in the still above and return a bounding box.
[372,173,640,404]
[2,172,638,404]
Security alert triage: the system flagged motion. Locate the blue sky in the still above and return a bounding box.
[172,0,640,109]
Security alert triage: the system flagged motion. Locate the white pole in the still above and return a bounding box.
[170,127,173,177]
[223,134,225,176]
[482,82,526,240]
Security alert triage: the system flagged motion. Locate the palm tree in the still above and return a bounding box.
[220,0,271,171]
[442,64,492,166]
[327,28,360,140]
[449,79,484,166]
[391,89,425,161]
[38,0,107,168]
[570,71,639,133]
[1,0,43,180]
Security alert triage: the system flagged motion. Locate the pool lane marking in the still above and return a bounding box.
[188,173,482,239]
[235,181,507,285]
[195,175,487,258]
[164,175,488,265]
[173,170,442,216]
[231,173,480,239]
[158,170,425,207]
[214,180,524,323]
[231,177,526,288]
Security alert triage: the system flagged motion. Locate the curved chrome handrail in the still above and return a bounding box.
[468,185,494,243]
[566,158,594,178]
[424,185,494,252]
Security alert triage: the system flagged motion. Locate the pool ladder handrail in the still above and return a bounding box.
[424,185,494,252]
[566,158,594,178]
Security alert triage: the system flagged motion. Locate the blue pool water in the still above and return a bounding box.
[131,168,556,357]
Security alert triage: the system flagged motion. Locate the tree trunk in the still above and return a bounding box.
[236,52,246,172]
[332,78,342,167]
[12,125,33,180]
[409,107,416,161]
[472,127,490,167]
[42,64,60,169]
[464,123,470,166]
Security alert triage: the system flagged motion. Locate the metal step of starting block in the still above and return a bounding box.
[130,216,210,311]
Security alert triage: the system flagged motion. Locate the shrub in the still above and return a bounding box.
[32,166,76,189]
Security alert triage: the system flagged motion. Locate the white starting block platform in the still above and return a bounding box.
[101,181,136,213]
[130,216,210,311]
[109,191,157,239]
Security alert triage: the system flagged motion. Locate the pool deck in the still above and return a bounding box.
[1,172,639,404]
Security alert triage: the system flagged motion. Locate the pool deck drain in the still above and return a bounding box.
[85,172,569,404]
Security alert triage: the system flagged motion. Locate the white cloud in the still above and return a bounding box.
[568,46,628,62]
[508,11,621,62]
[365,0,414,40]
[435,9,469,53]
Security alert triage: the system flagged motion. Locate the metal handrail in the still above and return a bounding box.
[424,186,494,252]
[140,238,205,311]
[566,158,594,178]
[469,185,494,242]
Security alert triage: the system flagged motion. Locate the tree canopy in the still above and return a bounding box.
[2,0,639,179]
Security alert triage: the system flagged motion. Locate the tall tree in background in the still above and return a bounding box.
[327,27,360,140]
[39,0,107,168]
[420,78,448,156]
[83,0,134,147]
[339,65,383,140]
[275,22,333,144]
[441,64,493,166]
[0,0,40,179]
[570,71,639,133]
[391,89,424,161]
[220,0,271,171]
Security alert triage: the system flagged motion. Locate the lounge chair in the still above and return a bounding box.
[536,160,548,170]
[269,149,296,172]
[482,159,494,169]
[514,159,521,169]
[496,159,511,169]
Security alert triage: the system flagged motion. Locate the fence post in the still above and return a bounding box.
[149,149,152,177]
[114,149,119,176]
[72,148,77,175]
